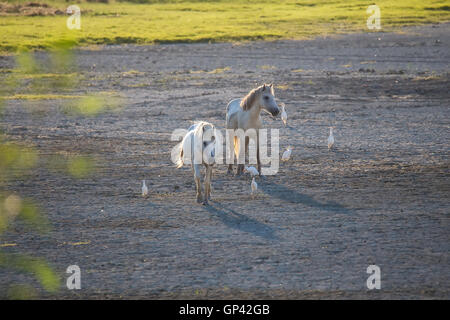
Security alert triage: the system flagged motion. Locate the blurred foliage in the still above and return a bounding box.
[0,193,57,298]
[64,94,122,117]
[0,143,38,183]
[18,198,52,234]
[67,155,95,178]
[0,252,60,293]
[0,31,121,299]
[16,51,40,75]
[7,284,37,300]
[73,95,108,116]
[46,153,101,179]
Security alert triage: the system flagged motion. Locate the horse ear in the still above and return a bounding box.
[269,83,273,88]
[262,84,266,91]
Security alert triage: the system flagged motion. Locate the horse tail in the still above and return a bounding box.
[176,145,184,168]
[234,136,240,159]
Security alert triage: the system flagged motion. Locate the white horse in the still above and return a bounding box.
[226,83,280,175]
[176,121,216,204]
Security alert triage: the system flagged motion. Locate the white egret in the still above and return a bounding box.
[281,146,292,161]
[142,180,148,197]
[244,166,259,176]
[280,102,287,126]
[328,127,335,149]
[251,177,258,197]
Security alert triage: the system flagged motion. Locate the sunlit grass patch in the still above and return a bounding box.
[360,61,377,65]
[65,240,91,246]
[276,84,291,90]
[209,67,231,74]
[15,72,79,80]
[190,67,231,74]
[0,243,17,247]
[126,82,151,87]
[260,65,277,70]
[412,75,442,81]
[121,69,145,77]
[0,94,83,100]
[0,0,449,53]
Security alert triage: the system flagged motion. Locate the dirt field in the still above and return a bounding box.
[0,23,449,299]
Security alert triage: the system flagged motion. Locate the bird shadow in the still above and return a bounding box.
[260,180,352,215]
[203,201,279,241]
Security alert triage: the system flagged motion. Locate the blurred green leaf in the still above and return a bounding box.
[75,95,105,117]
[65,94,122,117]
[0,209,7,234]
[0,194,51,235]
[49,38,77,74]
[0,252,60,293]
[16,51,40,75]
[67,155,95,178]
[0,73,18,97]
[18,199,51,234]
[0,144,38,182]
[7,284,37,300]
[49,39,77,52]
[46,154,68,174]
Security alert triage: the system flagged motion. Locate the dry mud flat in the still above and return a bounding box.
[0,23,449,299]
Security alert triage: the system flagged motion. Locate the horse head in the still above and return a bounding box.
[259,84,280,117]
[199,122,216,165]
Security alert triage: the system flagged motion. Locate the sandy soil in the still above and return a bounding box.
[0,23,449,299]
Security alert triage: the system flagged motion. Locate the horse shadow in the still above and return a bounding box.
[260,180,352,215]
[203,201,279,241]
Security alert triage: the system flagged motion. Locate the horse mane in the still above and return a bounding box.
[240,84,274,111]
[193,121,214,135]
[193,121,215,145]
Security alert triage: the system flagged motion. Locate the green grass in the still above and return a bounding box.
[0,93,82,100]
[0,0,449,53]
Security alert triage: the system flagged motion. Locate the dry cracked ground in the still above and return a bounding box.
[0,23,449,299]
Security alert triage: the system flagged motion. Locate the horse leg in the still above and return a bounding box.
[227,129,234,175]
[245,136,250,166]
[207,166,213,200]
[257,133,262,176]
[193,164,202,203]
[237,164,244,176]
[231,134,242,176]
[236,137,248,176]
[203,165,212,204]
